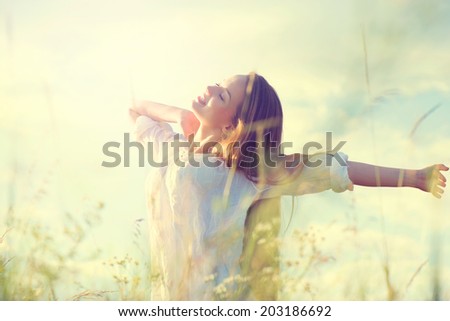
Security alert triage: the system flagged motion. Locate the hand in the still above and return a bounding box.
[415,164,448,198]
[179,110,200,139]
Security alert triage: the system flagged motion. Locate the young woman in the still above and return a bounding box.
[129,73,448,300]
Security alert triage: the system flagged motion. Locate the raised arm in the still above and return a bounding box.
[347,161,448,198]
[129,100,199,137]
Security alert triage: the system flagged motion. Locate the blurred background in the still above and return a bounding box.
[1,0,449,300]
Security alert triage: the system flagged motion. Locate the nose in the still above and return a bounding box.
[206,85,218,95]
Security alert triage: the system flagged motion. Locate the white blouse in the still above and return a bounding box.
[134,115,353,300]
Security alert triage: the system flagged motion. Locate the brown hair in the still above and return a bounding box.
[217,72,284,185]
[217,72,284,299]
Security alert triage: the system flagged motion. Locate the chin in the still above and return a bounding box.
[191,104,203,119]
[191,101,200,113]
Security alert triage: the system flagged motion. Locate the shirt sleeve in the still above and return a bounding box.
[134,115,177,163]
[259,151,354,199]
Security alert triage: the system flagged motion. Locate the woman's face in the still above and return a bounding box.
[191,75,247,129]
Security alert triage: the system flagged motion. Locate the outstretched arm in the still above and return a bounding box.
[260,153,448,199]
[347,161,448,198]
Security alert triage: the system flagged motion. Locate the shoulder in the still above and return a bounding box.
[177,155,255,191]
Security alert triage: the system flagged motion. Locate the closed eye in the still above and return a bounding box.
[216,83,225,101]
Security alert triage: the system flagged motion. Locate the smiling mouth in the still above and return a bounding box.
[197,94,207,106]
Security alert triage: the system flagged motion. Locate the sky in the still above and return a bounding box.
[1,0,449,300]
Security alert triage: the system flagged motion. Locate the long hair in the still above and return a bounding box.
[219,73,283,185]
[217,73,283,299]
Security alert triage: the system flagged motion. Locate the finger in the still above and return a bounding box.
[432,192,442,199]
[439,172,447,182]
[432,188,443,198]
[438,180,446,188]
[433,186,444,195]
[436,164,449,171]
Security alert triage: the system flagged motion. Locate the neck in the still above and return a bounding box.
[192,124,222,153]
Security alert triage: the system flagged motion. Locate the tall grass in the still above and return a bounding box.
[0,200,104,300]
